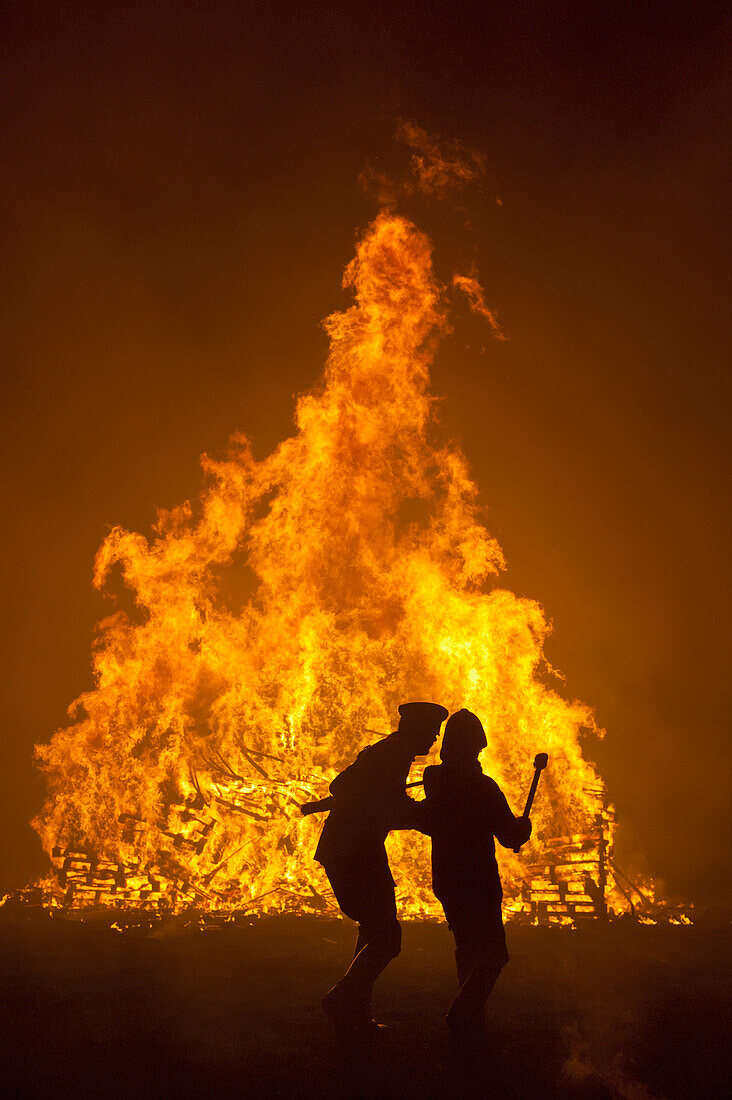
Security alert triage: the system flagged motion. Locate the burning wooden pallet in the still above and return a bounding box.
[521,787,613,925]
[521,825,609,924]
[51,847,170,908]
[49,844,334,916]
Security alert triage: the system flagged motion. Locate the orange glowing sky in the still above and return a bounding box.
[1,2,729,911]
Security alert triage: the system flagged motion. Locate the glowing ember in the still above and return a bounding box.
[33,208,644,920]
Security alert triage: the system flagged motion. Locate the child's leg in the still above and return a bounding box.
[446,905,508,1032]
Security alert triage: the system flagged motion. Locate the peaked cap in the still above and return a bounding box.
[398,701,448,728]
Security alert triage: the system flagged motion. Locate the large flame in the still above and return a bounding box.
[33,211,630,918]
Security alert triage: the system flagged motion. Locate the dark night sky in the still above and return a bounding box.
[1,2,729,908]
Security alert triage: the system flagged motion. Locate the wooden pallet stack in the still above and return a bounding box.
[51,847,168,909]
[521,827,608,924]
[521,788,613,925]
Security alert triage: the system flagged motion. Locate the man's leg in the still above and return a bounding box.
[453,942,473,987]
[321,857,401,1030]
[352,927,367,961]
[335,910,402,1009]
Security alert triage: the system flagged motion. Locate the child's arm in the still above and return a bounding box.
[489,781,532,850]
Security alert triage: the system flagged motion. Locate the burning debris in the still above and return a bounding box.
[26,186,679,927]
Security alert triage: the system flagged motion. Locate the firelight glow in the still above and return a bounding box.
[32,210,640,919]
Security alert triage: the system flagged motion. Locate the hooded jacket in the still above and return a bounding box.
[422,761,530,905]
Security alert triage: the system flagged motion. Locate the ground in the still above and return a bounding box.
[0,913,727,1098]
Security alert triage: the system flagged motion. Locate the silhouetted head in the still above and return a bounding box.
[440,708,487,765]
[397,701,448,756]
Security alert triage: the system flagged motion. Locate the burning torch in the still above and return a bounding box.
[513,752,548,852]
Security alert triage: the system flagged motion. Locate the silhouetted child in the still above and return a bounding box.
[422,708,531,1046]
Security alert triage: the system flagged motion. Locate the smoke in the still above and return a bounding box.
[360,119,489,206]
[560,1014,661,1099]
[396,120,487,197]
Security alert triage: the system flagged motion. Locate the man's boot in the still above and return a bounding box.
[322,973,387,1040]
[322,985,386,1040]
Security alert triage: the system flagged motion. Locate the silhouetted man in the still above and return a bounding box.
[316,701,448,1036]
[422,708,531,1047]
